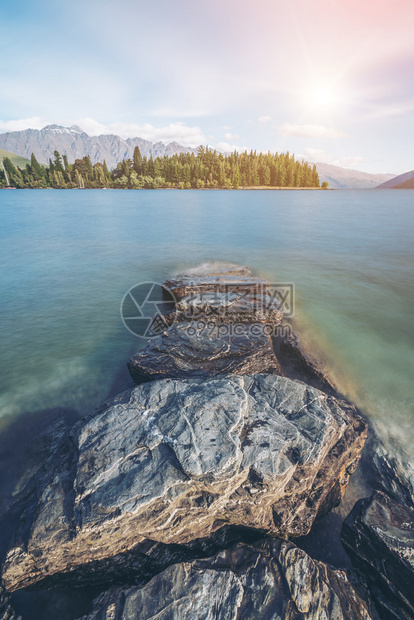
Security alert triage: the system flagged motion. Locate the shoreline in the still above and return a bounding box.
[1,186,331,191]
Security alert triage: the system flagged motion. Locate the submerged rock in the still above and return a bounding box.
[2,374,366,591]
[0,579,20,620]
[127,322,282,383]
[341,490,414,619]
[77,539,374,620]
[172,262,252,278]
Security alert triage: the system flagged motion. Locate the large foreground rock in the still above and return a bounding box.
[128,322,282,383]
[341,490,414,619]
[2,374,367,592]
[78,539,374,620]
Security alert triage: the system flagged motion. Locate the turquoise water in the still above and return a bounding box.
[0,189,413,461]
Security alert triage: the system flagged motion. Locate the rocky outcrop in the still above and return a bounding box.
[168,290,284,325]
[78,539,374,620]
[163,263,283,325]
[2,374,367,592]
[341,490,414,619]
[370,437,414,507]
[273,323,339,397]
[164,264,271,301]
[128,322,282,383]
[129,262,284,383]
[0,579,20,620]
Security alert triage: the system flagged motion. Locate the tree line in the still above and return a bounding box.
[1,146,320,189]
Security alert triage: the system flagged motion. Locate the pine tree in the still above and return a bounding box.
[53,150,64,173]
[133,146,142,174]
[30,153,44,180]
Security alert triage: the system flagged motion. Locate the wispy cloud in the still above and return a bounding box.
[0,117,50,132]
[301,147,363,168]
[74,118,207,146]
[259,115,272,123]
[215,142,249,153]
[224,132,240,141]
[281,124,347,139]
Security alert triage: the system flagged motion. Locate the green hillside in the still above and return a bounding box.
[0,148,31,170]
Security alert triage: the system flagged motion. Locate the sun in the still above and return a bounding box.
[310,87,338,108]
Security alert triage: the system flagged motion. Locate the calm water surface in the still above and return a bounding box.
[0,189,413,462]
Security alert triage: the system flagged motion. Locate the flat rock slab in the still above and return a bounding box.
[78,539,373,620]
[127,322,282,383]
[342,490,414,619]
[165,274,271,301]
[2,374,367,592]
[168,291,284,325]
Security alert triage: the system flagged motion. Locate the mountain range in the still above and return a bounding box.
[0,125,197,171]
[0,124,401,189]
[375,169,414,189]
[315,162,395,190]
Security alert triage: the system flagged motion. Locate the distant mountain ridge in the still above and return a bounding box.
[0,124,401,188]
[0,125,198,170]
[375,169,414,189]
[315,162,395,189]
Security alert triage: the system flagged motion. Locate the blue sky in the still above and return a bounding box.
[1,0,413,173]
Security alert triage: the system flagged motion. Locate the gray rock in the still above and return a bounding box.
[164,274,271,301]
[0,579,20,620]
[127,322,282,383]
[341,490,414,619]
[2,374,367,592]
[168,291,284,325]
[273,322,339,397]
[370,438,414,507]
[77,539,374,620]
[163,263,283,325]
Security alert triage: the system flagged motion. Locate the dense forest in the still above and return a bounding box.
[0,146,320,189]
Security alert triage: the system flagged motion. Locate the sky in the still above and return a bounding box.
[1,0,413,174]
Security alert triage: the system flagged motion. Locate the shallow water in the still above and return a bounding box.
[0,188,413,460]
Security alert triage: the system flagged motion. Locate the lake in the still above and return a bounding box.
[0,188,413,463]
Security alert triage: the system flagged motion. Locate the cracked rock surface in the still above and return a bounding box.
[77,539,374,620]
[163,263,283,325]
[2,374,366,592]
[341,490,414,619]
[128,322,282,383]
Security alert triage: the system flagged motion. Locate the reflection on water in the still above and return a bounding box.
[0,189,413,463]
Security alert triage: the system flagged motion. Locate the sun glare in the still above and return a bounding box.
[310,87,338,108]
